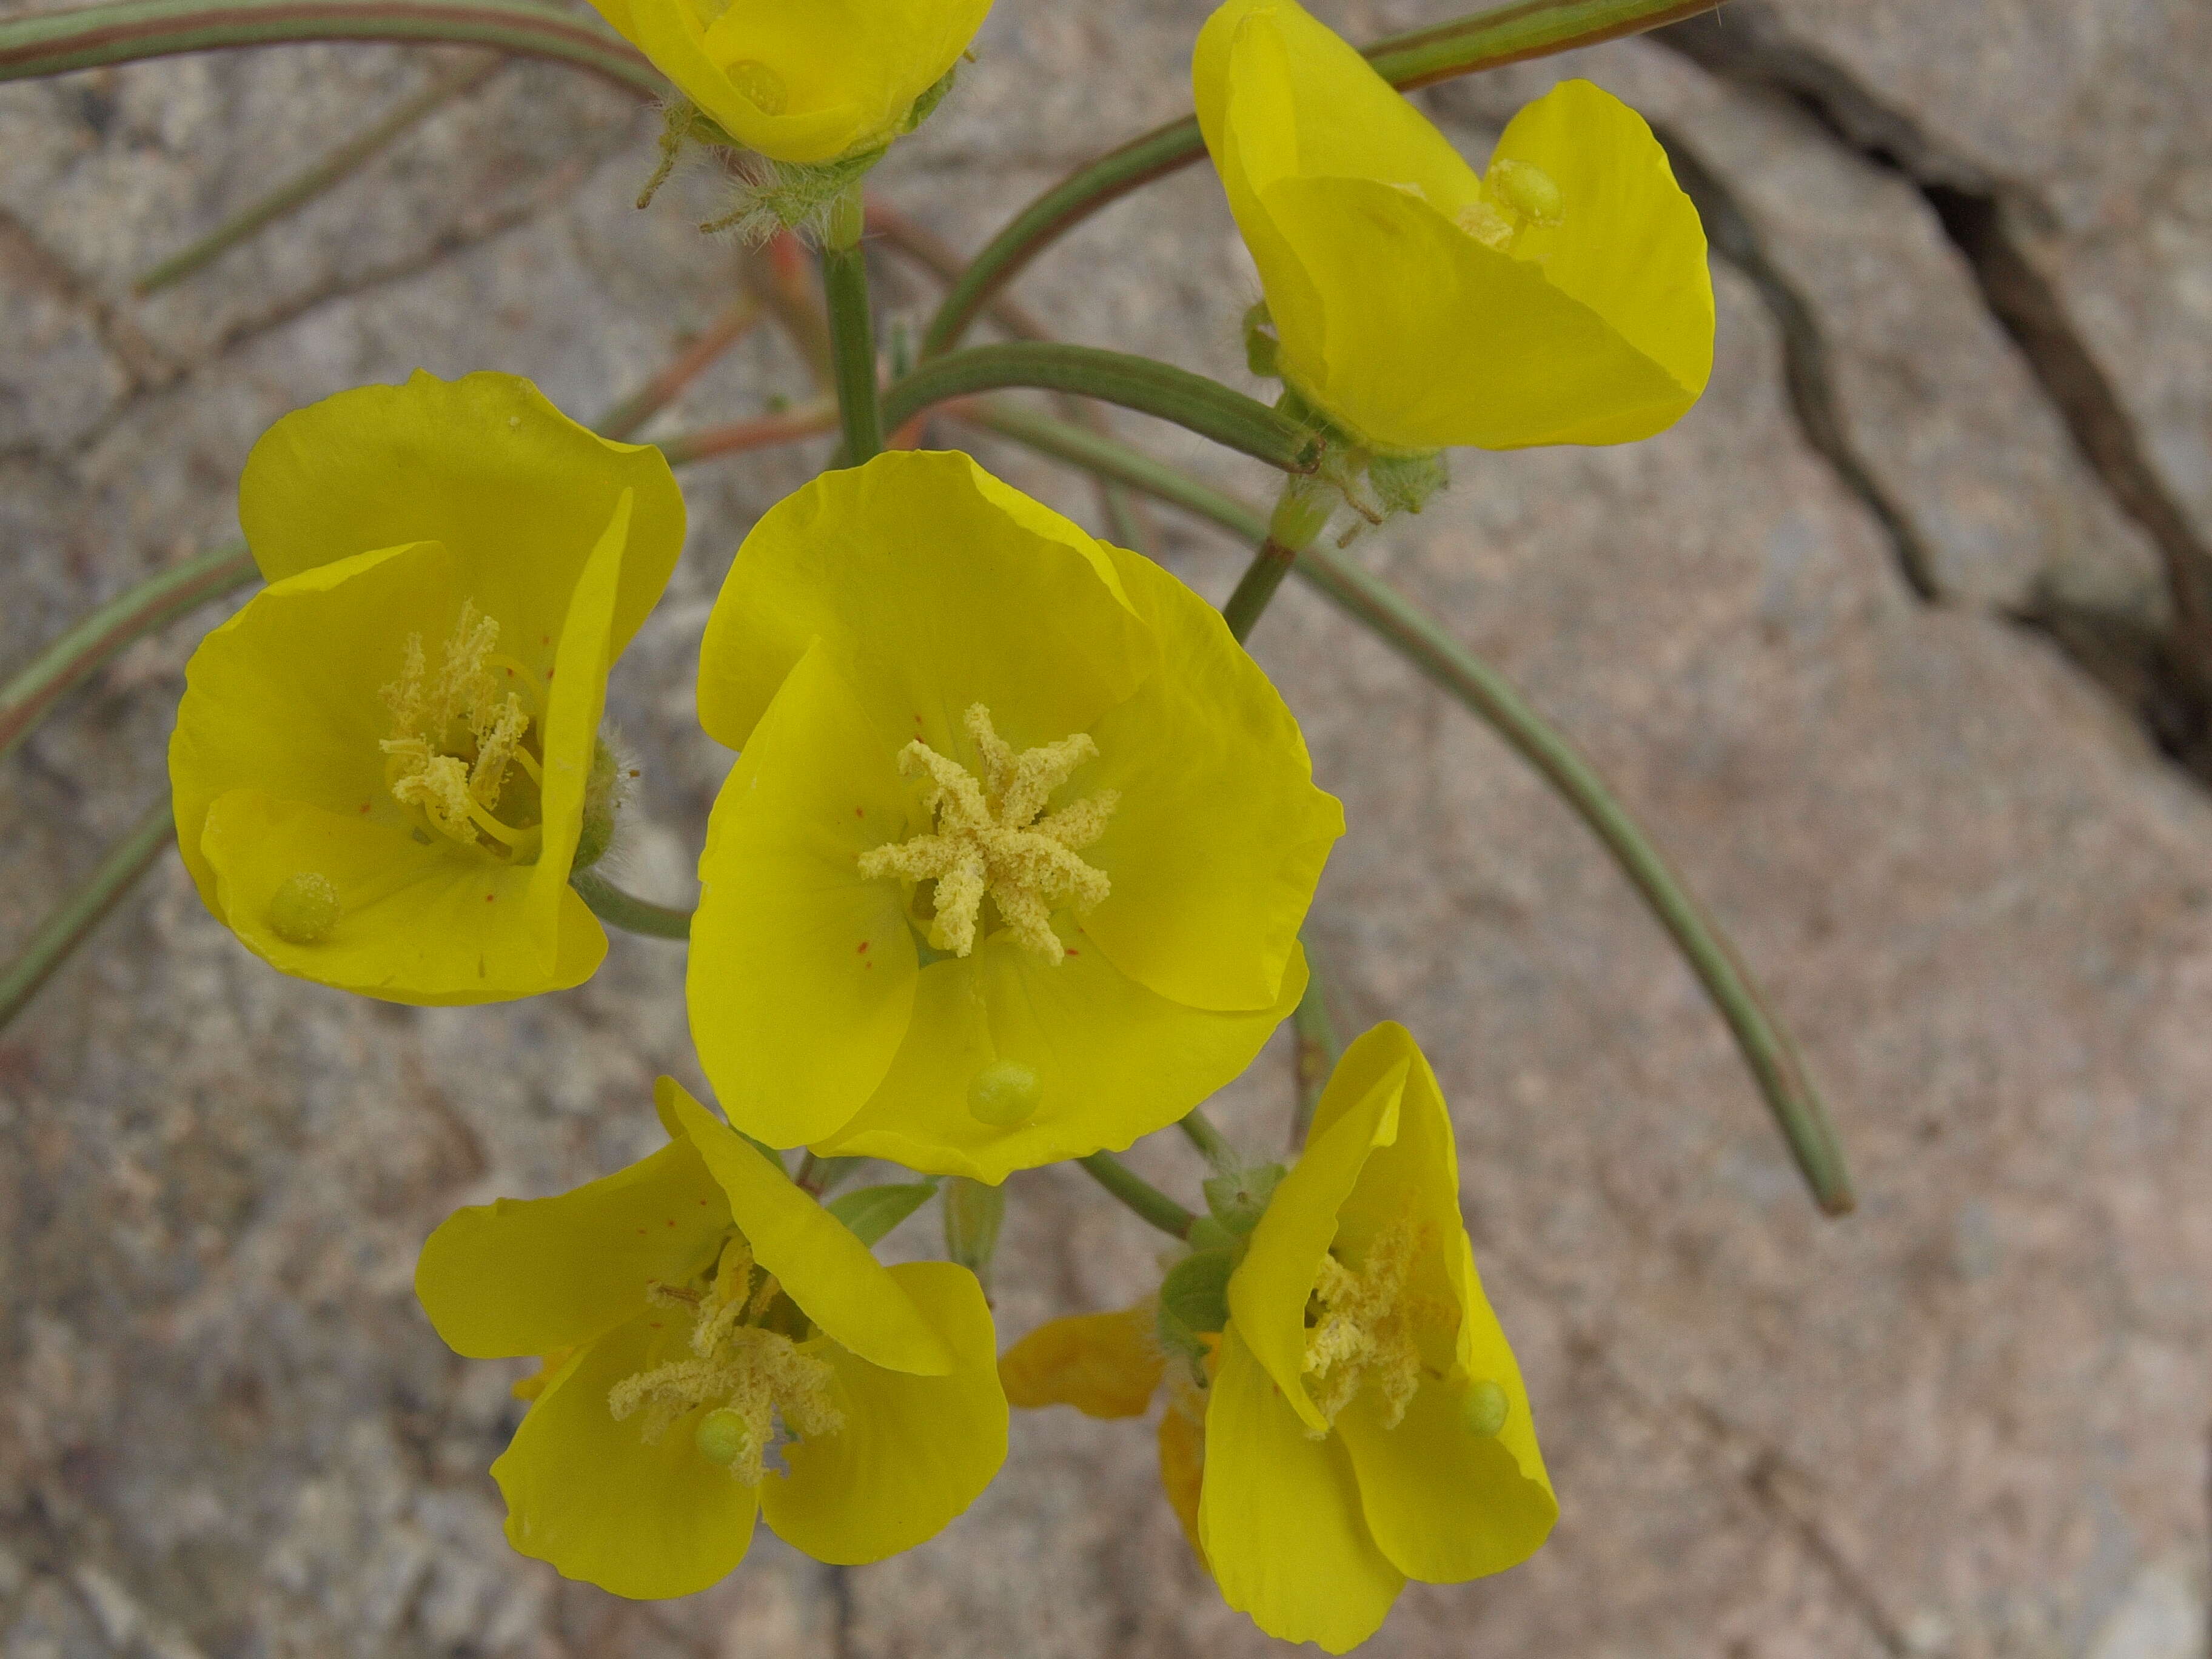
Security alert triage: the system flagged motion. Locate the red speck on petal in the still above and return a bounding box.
[1066,948,1081,956]
[541,635,551,645]
[857,940,870,953]
[484,893,496,903]
[666,1219,677,1227]
[698,1198,709,1205]
[855,806,865,818]
[636,1228,646,1235]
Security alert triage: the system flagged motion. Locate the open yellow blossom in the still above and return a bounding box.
[997,1030,1549,1648]
[416,1078,1007,1598]
[686,450,1343,1182]
[168,371,683,1004]
[1206,1022,1555,1651]
[1195,0,1714,453]
[588,0,993,166]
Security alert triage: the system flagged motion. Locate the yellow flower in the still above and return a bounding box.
[998,1027,1549,1649]
[169,371,683,1004]
[416,1078,1008,1598]
[588,0,994,166]
[1205,1022,1555,1650]
[1195,0,1714,454]
[686,450,1343,1182]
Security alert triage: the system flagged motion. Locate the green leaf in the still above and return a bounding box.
[826,1181,938,1247]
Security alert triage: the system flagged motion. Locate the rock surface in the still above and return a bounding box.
[4,1,2211,1655]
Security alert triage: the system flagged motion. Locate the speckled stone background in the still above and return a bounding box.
[4,0,2211,1654]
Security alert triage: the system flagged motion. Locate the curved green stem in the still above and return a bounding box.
[133,52,505,296]
[883,344,1319,474]
[1,541,255,765]
[1076,1151,1196,1240]
[963,405,1855,1216]
[1177,1106,1235,1170]
[570,869,691,939]
[821,186,882,464]
[920,0,1719,358]
[0,0,660,92]
[0,799,174,1033]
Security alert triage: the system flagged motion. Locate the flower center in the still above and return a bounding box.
[857,703,1118,965]
[607,1235,843,1484]
[1454,157,1564,253]
[380,602,546,862]
[1302,1215,1433,1430]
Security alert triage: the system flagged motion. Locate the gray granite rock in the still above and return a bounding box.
[4,0,2211,1654]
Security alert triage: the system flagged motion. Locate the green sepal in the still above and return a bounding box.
[1201,1161,1285,1238]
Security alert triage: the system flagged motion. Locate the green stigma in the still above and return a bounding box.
[968,1059,1041,1127]
[1461,1378,1510,1438]
[269,871,341,945]
[694,1406,752,1468]
[729,59,789,116]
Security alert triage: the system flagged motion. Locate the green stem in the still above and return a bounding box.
[1177,1107,1236,1170]
[967,408,1855,1216]
[1223,475,1337,644]
[133,52,504,296]
[951,400,1269,541]
[0,800,174,1033]
[1,541,255,765]
[920,0,1720,358]
[1076,1151,1196,1241]
[1289,931,1344,1150]
[883,345,1319,474]
[569,869,691,939]
[0,0,661,93]
[821,187,882,465]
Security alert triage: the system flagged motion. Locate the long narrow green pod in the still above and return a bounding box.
[920,0,1718,358]
[0,0,660,93]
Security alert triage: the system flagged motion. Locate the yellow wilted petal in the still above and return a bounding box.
[1199,1328,1404,1652]
[761,1262,1007,1563]
[662,1081,954,1376]
[415,1135,728,1359]
[1157,1386,1208,1570]
[491,1314,761,1598]
[999,1305,1163,1419]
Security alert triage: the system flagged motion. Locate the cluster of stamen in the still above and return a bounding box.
[607,1235,842,1484]
[1454,157,1566,253]
[380,602,543,859]
[857,704,1118,965]
[1301,1215,1447,1433]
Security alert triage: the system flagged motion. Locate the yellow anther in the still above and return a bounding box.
[611,1236,843,1484]
[380,602,543,859]
[729,59,789,116]
[1301,1216,1438,1433]
[268,871,341,945]
[1460,1378,1509,1438]
[857,704,1118,964]
[968,1059,1041,1127]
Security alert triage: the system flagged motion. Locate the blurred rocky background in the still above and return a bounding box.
[4,0,2211,1653]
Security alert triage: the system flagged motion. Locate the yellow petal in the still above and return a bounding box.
[1262,173,1693,450]
[415,1135,729,1359]
[1225,1040,1409,1434]
[1193,2,1712,452]
[1079,542,1341,1011]
[1156,1386,1209,1570]
[170,539,457,916]
[688,642,920,1149]
[695,451,1151,754]
[598,0,991,166]
[816,939,1308,1182]
[1493,78,1715,431]
[238,370,682,660]
[761,1261,1007,1563]
[492,1314,760,1598]
[198,789,605,1004]
[1334,1358,1558,1584]
[662,1080,955,1376]
[1199,1327,1404,1652]
[528,488,629,945]
[999,1305,1164,1418]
